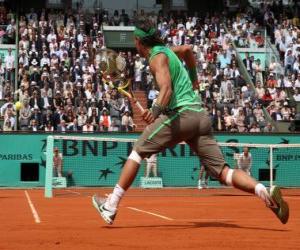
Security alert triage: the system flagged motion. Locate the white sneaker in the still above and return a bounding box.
[92,195,117,225]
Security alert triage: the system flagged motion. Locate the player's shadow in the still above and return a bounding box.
[105,221,288,232]
[188,221,288,232]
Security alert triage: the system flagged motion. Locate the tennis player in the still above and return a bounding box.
[92,20,289,225]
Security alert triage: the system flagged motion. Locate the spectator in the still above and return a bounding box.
[82,118,94,132]
[4,48,15,83]
[19,99,31,130]
[281,102,291,121]
[249,122,260,132]
[29,119,39,132]
[57,119,68,132]
[121,111,135,132]
[89,108,99,130]
[293,88,300,101]
[53,147,63,177]
[260,88,273,107]
[266,73,277,88]
[67,118,80,132]
[263,122,275,132]
[30,107,42,127]
[147,85,158,108]
[45,121,54,132]
[235,109,247,132]
[243,52,253,77]
[235,147,252,176]
[3,118,13,131]
[3,108,15,131]
[253,59,263,84]
[212,110,225,131]
[99,109,111,132]
[134,54,144,90]
[144,154,158,178]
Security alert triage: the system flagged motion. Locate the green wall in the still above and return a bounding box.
[0,133,300,187]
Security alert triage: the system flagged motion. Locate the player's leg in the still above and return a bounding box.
[92,157,140,224]
[187,112,289,224]
[93,113,183,224]
[219,165,289,224]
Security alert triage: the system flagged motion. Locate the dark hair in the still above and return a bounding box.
[135,19,164,47]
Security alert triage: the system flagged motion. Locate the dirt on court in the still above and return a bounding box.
[0,188,299,250]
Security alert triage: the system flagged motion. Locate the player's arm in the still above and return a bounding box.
[142,53,172,124]
[171,45,198,90]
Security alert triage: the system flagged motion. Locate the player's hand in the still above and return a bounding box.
[142,109,155,124]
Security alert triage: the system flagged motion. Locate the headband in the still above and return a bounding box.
[134,27,156,38]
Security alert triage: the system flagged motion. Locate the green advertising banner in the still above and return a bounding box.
[0,133,300,187]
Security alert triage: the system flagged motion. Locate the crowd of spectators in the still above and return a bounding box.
[152,9,278,132]
[0,4,16,44]
[1,2,300,133]
[0,6,139,132]
[223,2,300,124]
[268,5,300,123]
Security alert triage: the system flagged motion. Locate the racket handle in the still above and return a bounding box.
[135,100,145,113]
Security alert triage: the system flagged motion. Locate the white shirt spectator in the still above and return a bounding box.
[285,33,294,46]
[77,33,84,43]
[134,58,144,82]
[237,152,252,175]
[293,89,300,102]
[4,52,15,70]
[19,55,29,67]
[279,40,287,54]
[293,60,300,73]
[4,115,15,128]
[47,32,57,43]
[186,19,193,30]
[284,78,293,88]
[40,55,50,67]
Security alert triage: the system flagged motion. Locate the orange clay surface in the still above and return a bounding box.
[0,188,299,250]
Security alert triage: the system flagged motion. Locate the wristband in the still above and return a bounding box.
[151,103,166,119]
[188,67,197,83]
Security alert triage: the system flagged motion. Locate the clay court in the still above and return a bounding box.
[0,188,299,250]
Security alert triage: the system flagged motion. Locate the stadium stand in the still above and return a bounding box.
[0,1,299,132]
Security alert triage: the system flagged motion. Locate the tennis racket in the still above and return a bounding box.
[96,48,145,113]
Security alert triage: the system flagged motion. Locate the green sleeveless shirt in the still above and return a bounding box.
[149,45,202,110]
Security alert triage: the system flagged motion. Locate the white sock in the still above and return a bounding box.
[106,184,125,210]
[255,183,271,206]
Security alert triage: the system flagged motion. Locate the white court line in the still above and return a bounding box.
[24,191,41,224]
[127,207,174,221]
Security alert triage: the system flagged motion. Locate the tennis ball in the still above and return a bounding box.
[15,101,23,111]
